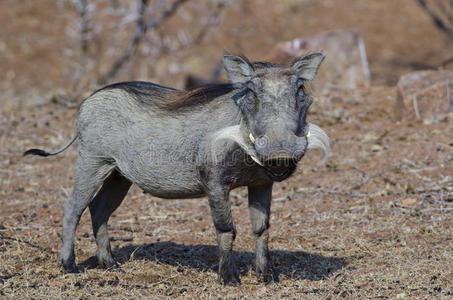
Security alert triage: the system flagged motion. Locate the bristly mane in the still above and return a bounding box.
[166,56,285,110]
[165,83,236,110]
[94,81,177,96]
[98,56,289,111]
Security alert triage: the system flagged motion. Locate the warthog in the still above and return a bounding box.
[25,54,329,285]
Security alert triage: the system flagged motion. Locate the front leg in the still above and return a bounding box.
[207,187,240,286]
[248,181,278,284]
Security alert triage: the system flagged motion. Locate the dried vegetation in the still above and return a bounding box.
[1,0,453,299]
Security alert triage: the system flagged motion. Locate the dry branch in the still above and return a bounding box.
[0,235,44,250]
[415,0,453,41]
[98,0,150,85]
[190,0,226,46]
[163,0,227,56]
[413,95,421,120]
[447,79,452,112]
[99,0,189,85]
[78,0,89,54]
[110,235,134,242]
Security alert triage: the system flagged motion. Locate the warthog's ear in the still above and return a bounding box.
[223,55,254,83]
[292,53,325,81]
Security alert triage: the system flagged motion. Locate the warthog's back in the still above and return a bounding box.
[77,82,211,198]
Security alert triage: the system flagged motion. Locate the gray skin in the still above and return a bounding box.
[25,54,327,286]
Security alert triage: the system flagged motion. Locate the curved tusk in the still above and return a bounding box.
[307,122,330,163]
[251,155,264,166]
[211,125,263,167]
[249,133,256,144]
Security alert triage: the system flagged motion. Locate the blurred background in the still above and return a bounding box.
[1,0,453,108]
[1,1,453,298]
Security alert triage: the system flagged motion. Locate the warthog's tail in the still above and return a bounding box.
[23,134,78,157]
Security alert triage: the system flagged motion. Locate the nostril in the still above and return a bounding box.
[255,136,268,148]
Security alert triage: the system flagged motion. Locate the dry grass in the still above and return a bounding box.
[1,0,453,298]
[1,87,452,299]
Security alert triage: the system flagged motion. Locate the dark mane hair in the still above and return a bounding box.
[165,83,235,110]
[166,56,284,110]
[94,81,177,96]
[97,56,294,111]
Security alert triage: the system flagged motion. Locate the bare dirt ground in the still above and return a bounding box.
[1,0,453,299]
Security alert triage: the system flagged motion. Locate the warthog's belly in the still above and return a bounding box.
[116,156,206,199]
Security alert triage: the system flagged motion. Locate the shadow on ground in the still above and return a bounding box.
[80,241,346,281]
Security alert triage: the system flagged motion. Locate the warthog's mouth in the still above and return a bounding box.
[211,123,330,169]
[262,157,298,181]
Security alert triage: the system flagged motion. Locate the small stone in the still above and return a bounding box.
[402,198,417,206]
[396,70,453,121]
[371,145,383,152]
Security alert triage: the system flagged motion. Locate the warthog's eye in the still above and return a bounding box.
[295,79,306,110]
[241,89,258,112]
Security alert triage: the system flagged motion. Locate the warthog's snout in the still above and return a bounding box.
[244,123,330,172]
[247,131,307,181]
[250,132,308,162]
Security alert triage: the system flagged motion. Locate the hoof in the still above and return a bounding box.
[256,267,279,284]
[58,259,79,274]
[218,264,241,286]
[225,278,241,287]
[97,253,118,270]
[218,272,241,286]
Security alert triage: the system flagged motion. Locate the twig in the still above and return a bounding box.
[108,225,139,232]
[421,207,453,212]
[150,274,179,286]
[0,273,20,282]
[189,1,226,46]
[78,0,90,54]
[70,0,91,95]
[440,56,453,69]
[0,235,44,250]
[162,1,227,57]
[357,35,371,81]
[110,235,134,242]
[413,95,421,120]
[415,0,453,41]
[447,79,452,112]
[98,0,150,85]
[99,0,189,85]
[145,0,189,32]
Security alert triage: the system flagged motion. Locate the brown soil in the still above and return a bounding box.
[1,0,452,299]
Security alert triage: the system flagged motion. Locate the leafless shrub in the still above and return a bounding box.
[59,0,230,103]
[415,0,453,41]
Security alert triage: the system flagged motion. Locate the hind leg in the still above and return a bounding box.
[58,155,114,273]
[89,170,131,268]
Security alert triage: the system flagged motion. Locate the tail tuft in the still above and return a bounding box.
[23,149,51,157]
[23,134,78,158]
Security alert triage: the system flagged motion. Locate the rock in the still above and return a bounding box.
[402,198,417,206]
[268,29,371,92]
[395,70,453,121]
[371,144,384,152]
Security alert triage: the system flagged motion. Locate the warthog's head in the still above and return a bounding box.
[215,54,329,181]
